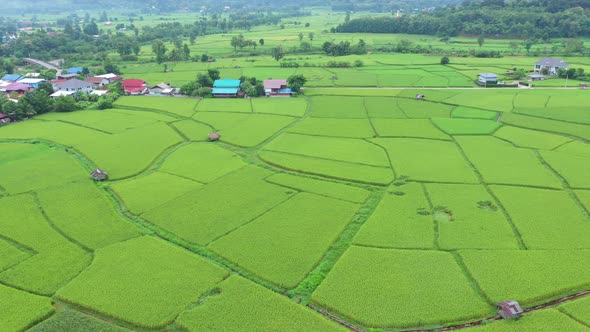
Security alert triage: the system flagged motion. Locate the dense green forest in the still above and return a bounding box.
[336,0,590,38]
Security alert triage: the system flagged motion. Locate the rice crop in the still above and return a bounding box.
[115,96,198,117]
[452,107,498,120]
[431,118,501,135]
[288,118,375,138]
[252,97,307,117]
[28,310,131,332]
[560,295,590,326]
[372,119,450,140]
[265,173,370,203]
[170,119,214,141]
[310,96,366,118]
[501,113,590,141]
[0,284,54,331]
[540,151,590,188]
[467,308,588,332]
[494,126,572,150]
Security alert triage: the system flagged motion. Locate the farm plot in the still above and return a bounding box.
[37,181,141,249]
[445,90,515,112]
[41,109,162,133]
[305,88,399,97]
[396,89,457,102]
[111,172,202,215]
[468,308,589,332]
[288,118,375,138]
[0,194,91,295]
[363,97,407,118]
[193,112,296,147]
[424,184,519,249]
[170,119,213,141]
[561,295,590,326]
[195,98,252,113]
[577,190,590,211]
[0,143,87,194]
[142,166,295,245]
[311,246,492,328]
[501,113,590,141]
[494,126,572,150]
[431,118,501,135]
[353,183,434,249]
[159,143,246,183]
[396,98,453,118]
[490,186,590,249]
[252,98,307,117]
[540,151,590,188]
[265,173,371,203]
[557,141,590,158]
[264,133,390,167]
[310,96,366,118]
[452,107,498,120]
[56,236,228,329]
[210,193,360,288]
[372,119,450,140]
[0,239,29,272]
[455,136,562,188]
[459,250,590,305]
[28,310,131,332]
[515,107,590,125]
[177,275,346,332]
[373,138,479,184]
[115,96,198,118]
[259,150,394,185]
[0,284,54,331]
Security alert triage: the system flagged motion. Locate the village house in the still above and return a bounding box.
[534,58,569,75]
[18,78,46,89]
[53,78,93,94]
[478,73,498,84]
[66,67,85,75]
[122,79,148,95]
[85,76,110,88]
[263,79,292,97]
[1,74,24,82]
[149,83,175,95]
[212,79,241,98]
[95,73,122,83]
[0,112,10,125]
[5,83,31,95]
[56,73,78,80]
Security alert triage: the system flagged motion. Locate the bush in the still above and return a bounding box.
[440,56,450,65]
[97,97,113,110]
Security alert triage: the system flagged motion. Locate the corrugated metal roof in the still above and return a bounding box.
[213,79,240,88]
[479,73,498,78]
[535,58,569,67]
[212,87,239,94]
[264,79,287,89]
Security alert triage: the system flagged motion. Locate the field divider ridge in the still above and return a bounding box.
[420,183,440,250]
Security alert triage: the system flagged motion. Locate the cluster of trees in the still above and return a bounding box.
[179,69,220,97]
[230,34,259,50]
[151,39,191,63]
[321,39,367,56]
[335,0,590,39]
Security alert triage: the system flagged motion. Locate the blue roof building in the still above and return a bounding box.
[2,74,24,82]
[66,67,84,74]
[212,79,241,97]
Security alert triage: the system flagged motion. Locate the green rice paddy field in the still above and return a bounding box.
[1,87,590,331]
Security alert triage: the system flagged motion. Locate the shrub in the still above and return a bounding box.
[441,56,450,64]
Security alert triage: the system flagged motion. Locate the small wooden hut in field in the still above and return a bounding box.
[416,94,425,100]
[496,300,523,320]
[91,169,109,181]
[208,133,220,141]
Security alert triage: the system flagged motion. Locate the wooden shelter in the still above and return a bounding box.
[91,169,109,181]
[416,94,425,100]
[496,300,523,320]
[208,133,220,141]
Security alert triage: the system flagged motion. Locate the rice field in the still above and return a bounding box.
[0,68,589,330]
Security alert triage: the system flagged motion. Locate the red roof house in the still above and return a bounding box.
[263,79,292,97]
[5,83,31,93]
[122,79,148,95]
[497,301,524,319]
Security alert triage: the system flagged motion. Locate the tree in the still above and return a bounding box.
[477,35,485,47]
[54,96,77,112]
[308,32,314,41]
[197,73,213,87]
[440,56,450,65]
[83,20,99,35]
[271,45,286,61]
[259,38,265,46]
[300,42,312,52]
[523,39,535,54]
[37,81,54,95]
[514,68,527,79]
[152,39,167,64]
[201,54,209,62]
[207,69,220,81]
[344,13,350,23]
[103,58,121,74]
[287,74,306,93]
[298,32,304,41]
[19,90,53,116]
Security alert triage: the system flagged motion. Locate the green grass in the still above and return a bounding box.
[37,182,141,249]
[467,309,589,332]
[397,99,453,118]
[142,166,295,245]
[364,97,407,118]
[210,193,360,288]
[425,183,519,249]
[194,112,296,147]
[0,194,91,295]
[353,183,434,249]
[491,185,590,249]
[460,249,590,305]
[311,246,492,328]
[372,119,450,140]
[431,118,502,135]
[252,97,307,117]
[374,138,479,184]
[177,275,347,331]
[0,284,54,331]
[111,171,202,214]
[259,150,394,185]
[0,143,87,194]
[288,118,375,138]
[115,96,198,117]
[456,136,562,188]
[494,126,572,150]
[445,90,515,112]
[540,151,590,188]
[28,310,131,332]
[265,173,370,203]
[159,143,246,183]
[451,107,498,120]
[56,236,228,329]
